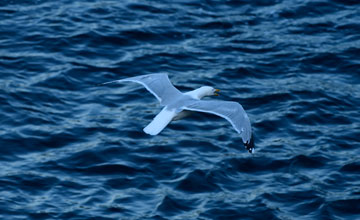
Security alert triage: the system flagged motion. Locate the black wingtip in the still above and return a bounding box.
[244,135,255,154]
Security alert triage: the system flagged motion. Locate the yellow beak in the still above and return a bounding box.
[214,89,220,96]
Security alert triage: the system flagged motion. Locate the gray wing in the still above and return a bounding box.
[182,100,252,144]
[103,74,183,106]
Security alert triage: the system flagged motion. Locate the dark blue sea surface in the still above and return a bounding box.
[1,0,360,219]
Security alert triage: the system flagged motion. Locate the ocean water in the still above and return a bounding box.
[1,0,360,219]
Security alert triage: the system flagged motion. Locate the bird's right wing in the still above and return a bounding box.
[102,74,183,106]
[182,100,252,145]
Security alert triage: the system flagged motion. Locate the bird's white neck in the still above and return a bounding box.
[185,87,210,100]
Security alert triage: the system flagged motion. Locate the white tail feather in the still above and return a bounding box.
[143,108,176,135]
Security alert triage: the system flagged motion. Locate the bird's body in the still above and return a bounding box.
[172,110,192,121]
[103,74,254,153]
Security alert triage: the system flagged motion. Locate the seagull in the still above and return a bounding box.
[102,74,254,153]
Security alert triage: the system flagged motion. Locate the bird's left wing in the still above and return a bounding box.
[103,74,183,106]
[182,100,252,145]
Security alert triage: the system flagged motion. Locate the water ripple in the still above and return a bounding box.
[0,0,359,219]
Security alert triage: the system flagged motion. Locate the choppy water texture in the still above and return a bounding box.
[1,0,360,219]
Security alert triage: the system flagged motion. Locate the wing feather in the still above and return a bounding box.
[102,74,182,106]
[182,100,251,144]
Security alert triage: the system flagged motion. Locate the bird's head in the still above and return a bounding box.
[197,86,220,98]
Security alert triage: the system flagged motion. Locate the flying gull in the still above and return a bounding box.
[102,74,254,153]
